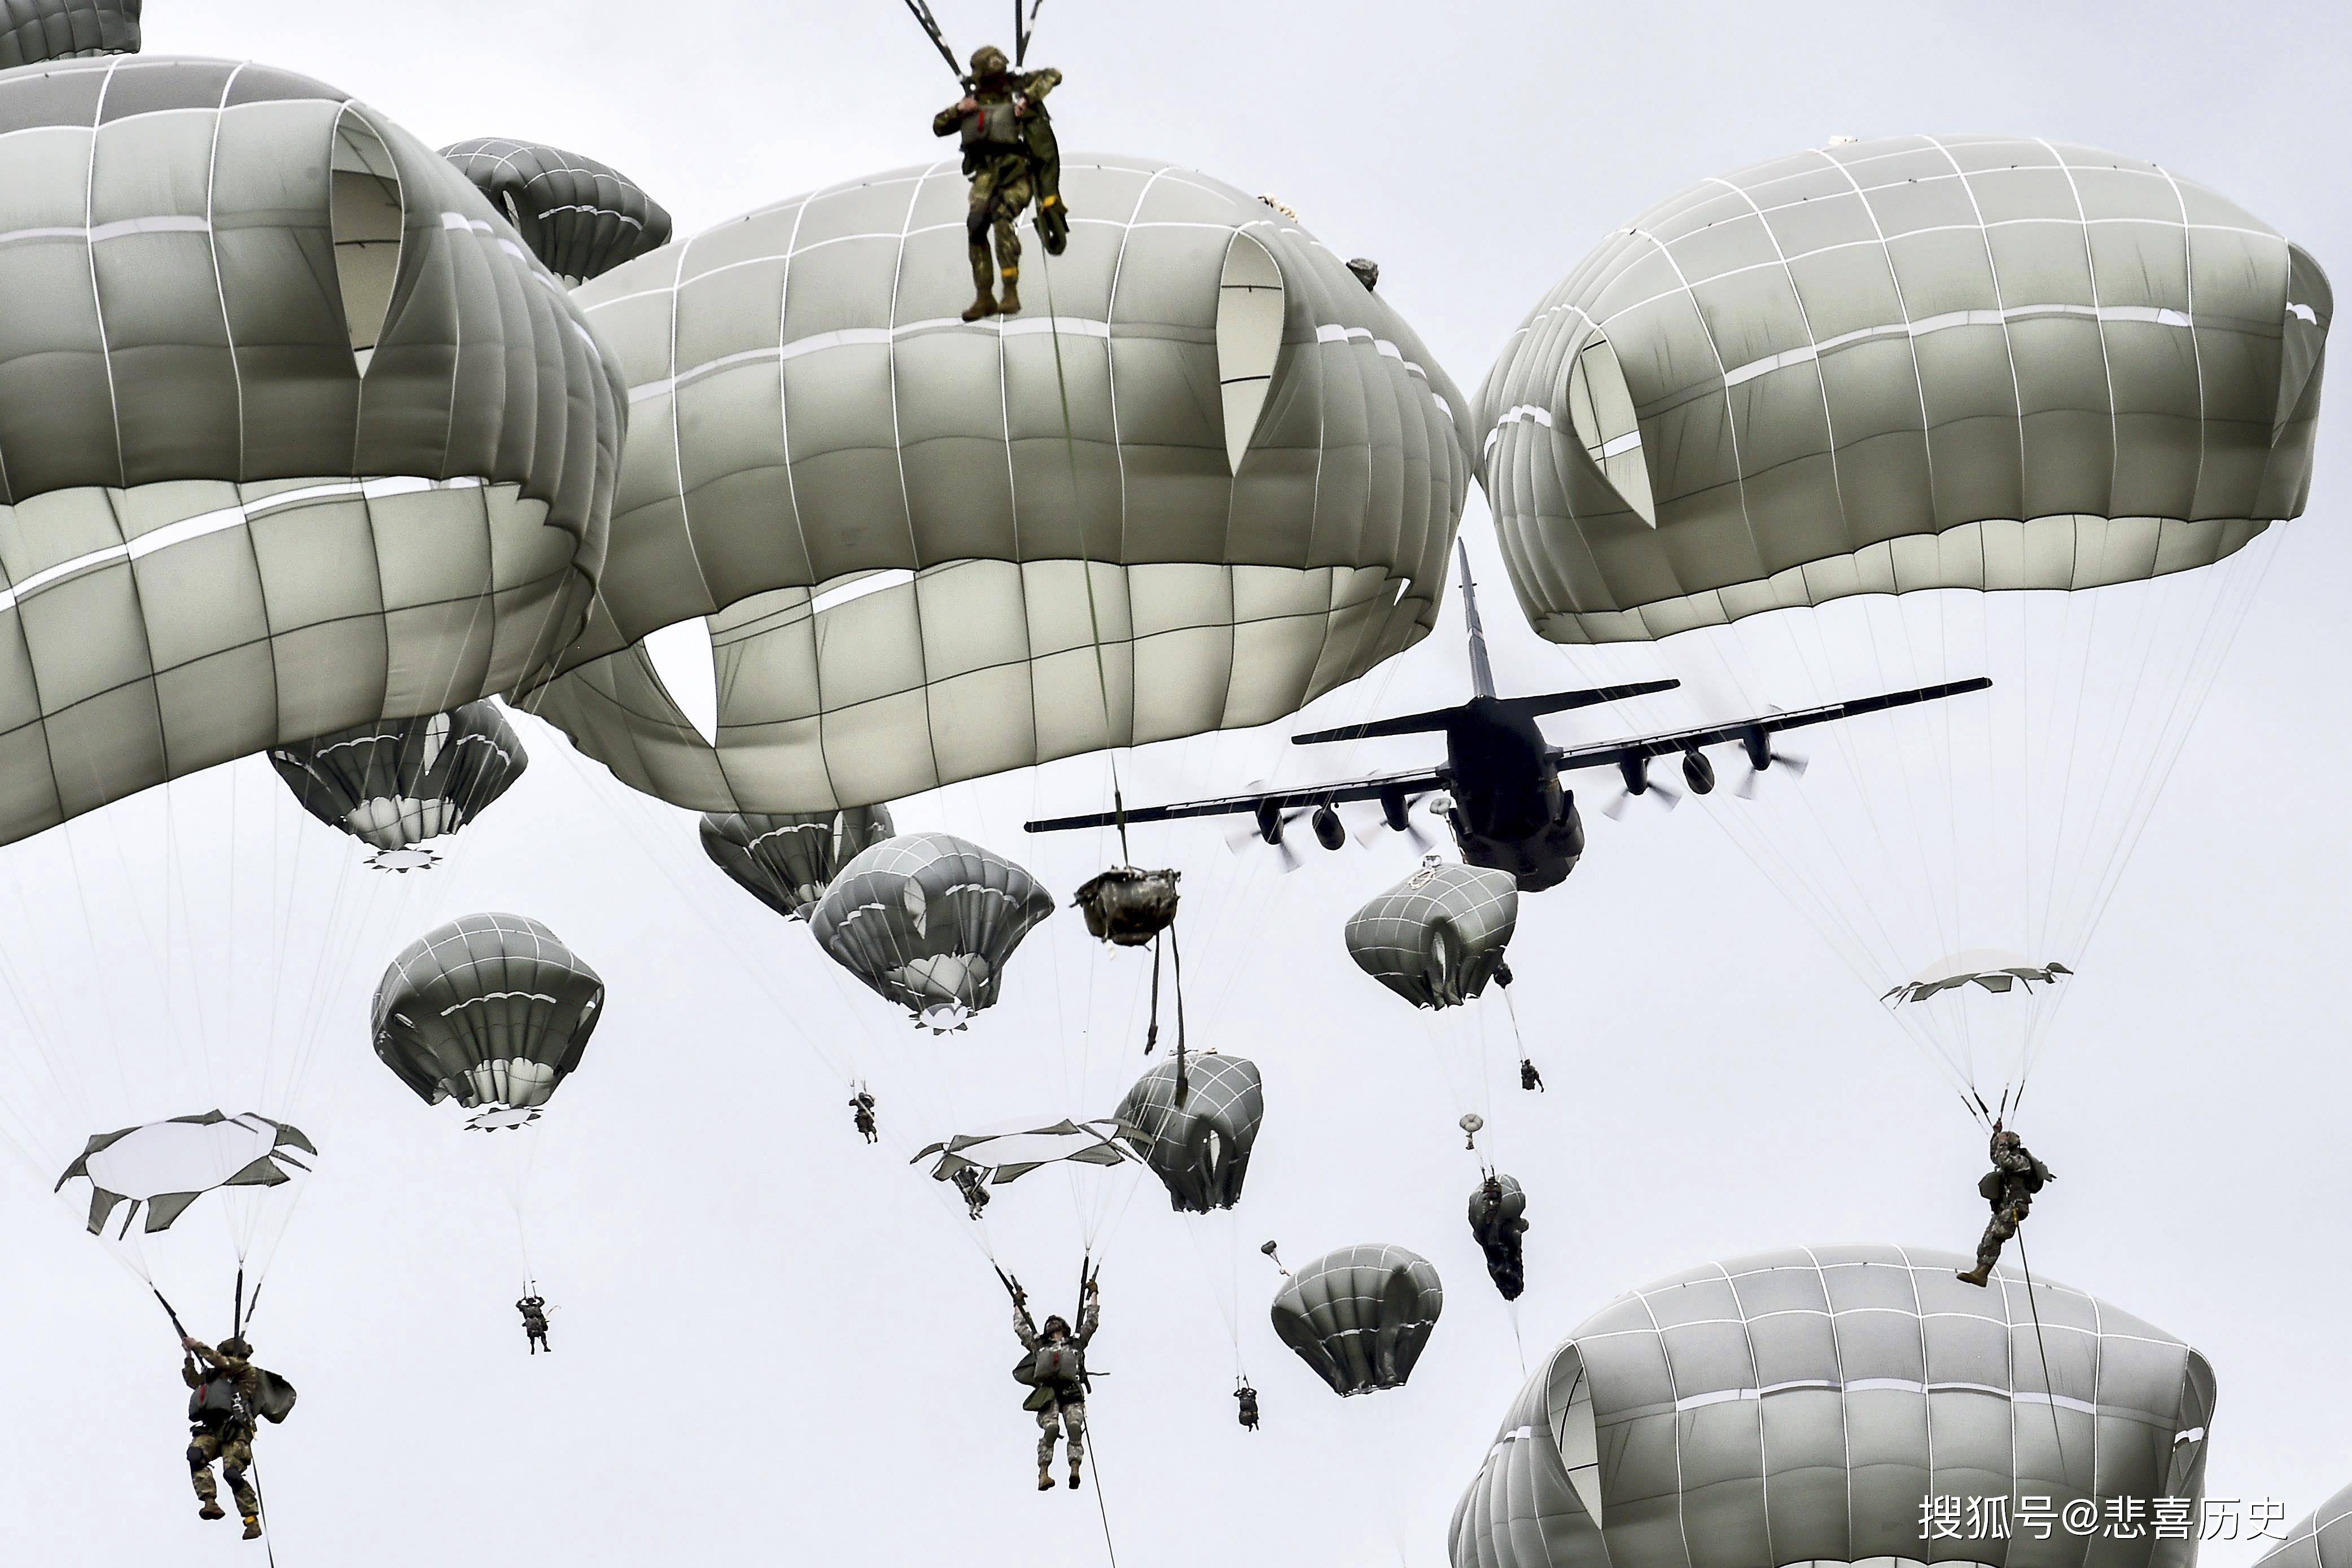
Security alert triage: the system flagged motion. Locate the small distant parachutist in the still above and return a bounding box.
[1955,1122,2053,1287]
[1234,1379,1260,1431]
[517,1294,551,1354]
[849,1087,879,1144]
[1459,1112,1484,1151]
[1520,1058,1545,1093]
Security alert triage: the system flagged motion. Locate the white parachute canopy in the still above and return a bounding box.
[913,1116,1146,1187]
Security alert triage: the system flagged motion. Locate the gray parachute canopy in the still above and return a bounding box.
[271,701,527,856]
[1449,1245,2218,1568]
[701,806,897,922]
[1346,860,1518,1008]
[0,57,624,849]
[1271,1243,1443,1397]
[373,914,605,1111]
[439,138,674,285]
[2258,1483,2352,1568]
[519,154,1474,815]
[54,1111,313,1237]
[1115,1053,1263,1213]
[0,0,136,64]
[807,833,1054,1030]
[1480,134,2329,646]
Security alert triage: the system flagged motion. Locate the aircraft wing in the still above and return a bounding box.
[1545,676,1993,774]
[1023,764,1448,833]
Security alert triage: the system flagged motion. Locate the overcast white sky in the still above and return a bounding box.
[4,3,2347,1565]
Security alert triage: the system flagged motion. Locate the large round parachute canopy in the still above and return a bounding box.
[807,833,1055,1031]
[1448,1245,2217,1568]
[0,57,625,849]
[271,700,527,862]
[521,155,1474,815]
[2258,1482,2352,1568]
[1345,859,1519,1009]
[440,137,674,286]
[1114,1053,1263,1212]
[1478,135,2329,1109]
[373,914,606,1112]
[1271,1243,1443,1397]
[55,1110,312,1237]
[701,805,896,922]
[0,0,138,67]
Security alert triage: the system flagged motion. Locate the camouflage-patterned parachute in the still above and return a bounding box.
[701,806,896,922]
[807,833,1054,1031]
[1271,1243,1443,1397]
[1345,860,1518,1009]
[271,702,527,863]
[520,155,1473,816]
[0,56,623,849]
[373,914,605,1114]
[0,0,138,67]
[440,137,674,285]
[1115,1054,1263,1213]
[1449,1245,2217,1568]
[2259,1483,2352,1568]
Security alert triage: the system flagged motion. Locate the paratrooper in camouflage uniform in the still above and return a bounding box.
[933,45,1063,322]
[1956,1124,2054,1287]
[1014,1278,1100,1491]
[183,1335,263,1539]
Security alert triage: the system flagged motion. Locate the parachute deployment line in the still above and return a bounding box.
[2012,1229,2070,1485]
[898,0,965,77]
[1082,1407,1123,1568]
[1013,0,1045,66]
[1035,248,1125,752]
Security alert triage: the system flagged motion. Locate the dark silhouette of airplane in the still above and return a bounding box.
[1025,542,1991,891]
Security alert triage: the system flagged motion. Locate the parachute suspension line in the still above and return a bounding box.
[1013,0,1044,66]
[897,0,965,77]
[1084,1417,1123,1568]
[2012,1228,2070,1484]
[2025,539,2276,1097]
[247,1451,281,1568]
[1037,251,1124,758]
[1697,611,1981,1106]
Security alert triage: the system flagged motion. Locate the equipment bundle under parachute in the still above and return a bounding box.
[1478,133,2329,1121]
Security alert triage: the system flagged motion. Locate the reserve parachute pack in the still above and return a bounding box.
[1013,1342,1087,1409]
[959,99,1024,152]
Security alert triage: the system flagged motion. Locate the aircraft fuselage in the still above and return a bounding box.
[1437,697,1584,893]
